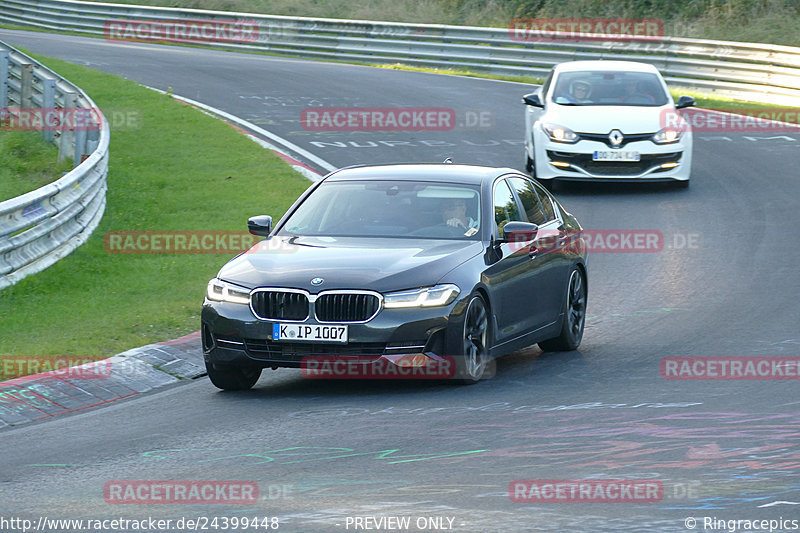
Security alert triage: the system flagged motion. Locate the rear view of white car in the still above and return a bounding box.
[523,60,695,188]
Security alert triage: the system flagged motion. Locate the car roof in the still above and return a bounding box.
[323,163,520,186]
[554,60,660,74]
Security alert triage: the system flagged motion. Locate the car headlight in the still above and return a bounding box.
[206,278,251,305]
[652,127,683,144]
[383,284,461,308]
[542,123,579,143]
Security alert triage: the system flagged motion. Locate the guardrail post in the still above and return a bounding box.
[42,77,56,142]
[86,109,101,155]
[58,91,76,162]
[73,108,88,166]
[1,51,8,109]
[20,63,33,107]
[1,50,7,132]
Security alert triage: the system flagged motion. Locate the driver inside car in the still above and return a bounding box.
[561,80,592,103]
[442,198,479,235]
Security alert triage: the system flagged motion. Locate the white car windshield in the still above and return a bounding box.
[551,71,669,106]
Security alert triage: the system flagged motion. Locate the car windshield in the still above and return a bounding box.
[551,70,669,106]
[278,179,482,239]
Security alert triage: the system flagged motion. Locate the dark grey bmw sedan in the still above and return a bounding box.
[201,164,587,390]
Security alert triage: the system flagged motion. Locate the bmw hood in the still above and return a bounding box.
[216,236,483,292]
[546,104,675,134]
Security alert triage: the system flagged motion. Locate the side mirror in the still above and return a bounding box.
[247,215,273,236]
[675,95,696,109]
[499,221,538,244]
[522,93,544,108]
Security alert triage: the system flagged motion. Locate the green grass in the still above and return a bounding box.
[0,53,311,361]
[0,131,73,201]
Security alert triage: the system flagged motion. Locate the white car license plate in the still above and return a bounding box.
[593,150,640,162]
[272,323,348,343]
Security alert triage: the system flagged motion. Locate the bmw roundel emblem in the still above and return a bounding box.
[311,277,324,286]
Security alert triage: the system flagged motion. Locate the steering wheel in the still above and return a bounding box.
[408,223,466,238]
[622,94,655,104]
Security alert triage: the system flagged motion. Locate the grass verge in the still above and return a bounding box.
[0,53,311,363]
[0,130,73,201]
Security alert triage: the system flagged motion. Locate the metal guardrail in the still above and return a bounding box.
[1,0,800,106]
[0,40,108,290]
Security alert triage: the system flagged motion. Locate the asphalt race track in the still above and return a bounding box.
[1,29,799,532]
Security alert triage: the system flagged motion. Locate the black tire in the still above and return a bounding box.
[675,179,690,189]
[538,266,586,352]
[525,155,535,176]
[205,362,262,391]
[452,294,495,384]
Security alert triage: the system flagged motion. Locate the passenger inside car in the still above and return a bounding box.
[618,79,656,104]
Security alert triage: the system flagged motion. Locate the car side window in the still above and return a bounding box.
[508,177,546,226]
[493,179,522,236]
[531,182,556,223]
[540,71,553,100]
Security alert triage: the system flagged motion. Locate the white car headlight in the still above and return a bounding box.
[652,127,684,144]
[383,284,461,308]
[542,123,579,144]
[206,278,251,305]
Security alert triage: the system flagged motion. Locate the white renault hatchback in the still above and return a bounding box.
[523,60,695,188]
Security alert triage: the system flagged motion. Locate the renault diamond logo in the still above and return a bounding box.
[311,277,324,286]
[608,130,624,147]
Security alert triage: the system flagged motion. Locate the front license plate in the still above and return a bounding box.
[272,323,348,343]
[593,150,640,162]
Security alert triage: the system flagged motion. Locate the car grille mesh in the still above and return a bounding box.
[316,293,380,322]
[547,151,681,176]
[577,132,654,148]
[250,290,381,322]
[244,338,386,363]
[251,291,309,321]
